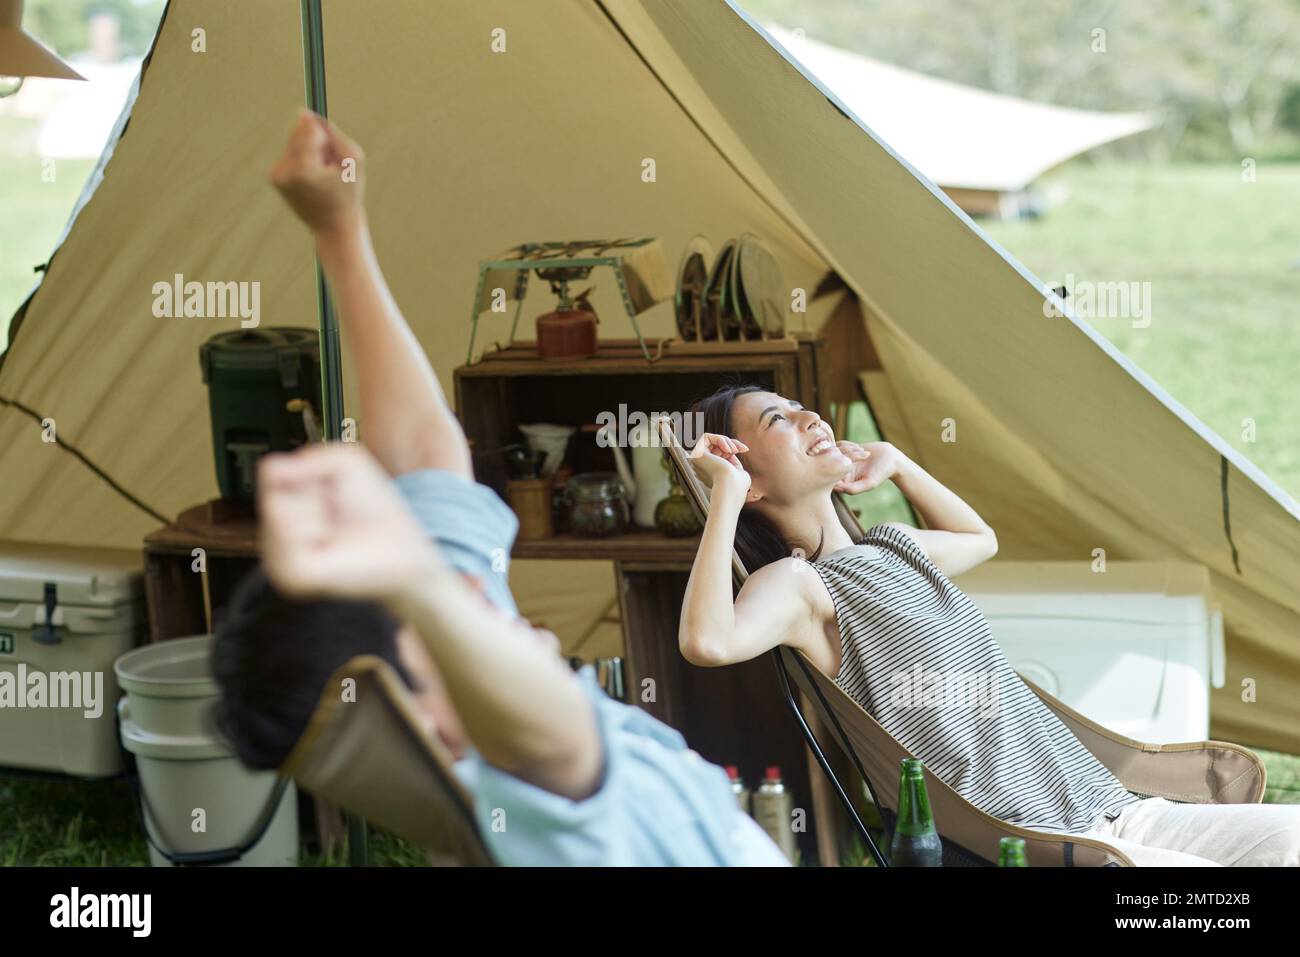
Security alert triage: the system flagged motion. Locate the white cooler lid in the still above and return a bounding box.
[952,560,1214,625]
[0,541,144,607]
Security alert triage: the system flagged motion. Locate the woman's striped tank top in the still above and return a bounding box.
[810,522,1143,834]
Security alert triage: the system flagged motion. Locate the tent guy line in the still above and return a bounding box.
[0,393,170,525]
[1220,456,1242,576]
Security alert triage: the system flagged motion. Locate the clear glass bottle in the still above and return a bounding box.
[752,766,797,863]
[726,765,750,814]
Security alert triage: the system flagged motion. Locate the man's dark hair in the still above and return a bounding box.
[210,567,414,770]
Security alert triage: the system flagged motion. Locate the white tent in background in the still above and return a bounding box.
[36,58,142,159]
[0,0,1296,754]
[765,24,1156,217]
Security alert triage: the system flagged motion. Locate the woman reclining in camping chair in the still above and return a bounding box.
[679,384,1300,866]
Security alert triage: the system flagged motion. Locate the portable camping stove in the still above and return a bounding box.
[467,238,665,363]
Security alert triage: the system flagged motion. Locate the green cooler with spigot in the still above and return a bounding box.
[199,328,322,501]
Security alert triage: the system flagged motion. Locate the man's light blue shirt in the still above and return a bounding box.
[394,468,788,867]
[393,468,518,615]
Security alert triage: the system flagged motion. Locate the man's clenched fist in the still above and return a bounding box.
[267,108,365,236]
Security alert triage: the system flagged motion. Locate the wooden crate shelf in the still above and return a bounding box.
[456,334,829,496]
[513,529,700,565]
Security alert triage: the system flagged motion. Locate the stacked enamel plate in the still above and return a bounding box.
[675,233,786,342]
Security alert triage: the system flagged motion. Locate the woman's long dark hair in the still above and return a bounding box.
[686,382,827,572]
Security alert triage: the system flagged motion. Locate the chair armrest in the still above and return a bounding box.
[1022,674,1266,804]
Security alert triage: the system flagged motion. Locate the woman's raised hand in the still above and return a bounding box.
[833,440,904,494]
[688,432,751,495]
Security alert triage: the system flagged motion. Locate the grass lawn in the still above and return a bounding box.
[0,774,433,867]
[982,161,1300,502]
[0,116,96,347]
[828,161,1300,536]
[2,131,1297,864]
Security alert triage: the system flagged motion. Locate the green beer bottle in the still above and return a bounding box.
[889,758,943,866]
[998,836,1028,867]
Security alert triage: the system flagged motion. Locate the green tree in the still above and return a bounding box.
[740,0,1300,160]
[23,0,166,60]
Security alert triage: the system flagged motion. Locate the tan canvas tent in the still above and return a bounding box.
[2,0,1297,754]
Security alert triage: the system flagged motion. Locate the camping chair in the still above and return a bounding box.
[280,654,494,866]
[656,417,1267,867]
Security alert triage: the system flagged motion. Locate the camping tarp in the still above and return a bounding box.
[2,0,1297,754]
[762,23,1155,194]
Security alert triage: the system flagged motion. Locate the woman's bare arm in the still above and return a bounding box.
[836,441,997,576]
[678,434,818,666]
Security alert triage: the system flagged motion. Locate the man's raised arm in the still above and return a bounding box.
[267,110,472,480]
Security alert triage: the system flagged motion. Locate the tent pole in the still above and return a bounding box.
[300,0,345,443]
[301,0,365,868]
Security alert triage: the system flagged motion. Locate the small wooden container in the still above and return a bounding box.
[507,476,555,540]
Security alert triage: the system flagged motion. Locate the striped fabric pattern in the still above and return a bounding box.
[811,523,1143,834]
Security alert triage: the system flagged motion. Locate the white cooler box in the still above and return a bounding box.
[951,561,1224,744]
[0,542,147,777]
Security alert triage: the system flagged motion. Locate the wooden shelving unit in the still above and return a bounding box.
[141,501,258,643]
[456,336,828,495]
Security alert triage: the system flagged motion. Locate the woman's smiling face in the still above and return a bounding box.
[729,391,852,504]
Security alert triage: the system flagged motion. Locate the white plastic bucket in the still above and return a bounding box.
[114,635,298,867]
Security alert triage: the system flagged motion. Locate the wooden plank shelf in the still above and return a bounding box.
[459,336,808,378]
[513,529,700,565]
[143,502,257,558]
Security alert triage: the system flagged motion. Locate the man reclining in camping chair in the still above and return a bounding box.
[217,443,788,867]
[208,111,787,867]
[674,384,1300,866]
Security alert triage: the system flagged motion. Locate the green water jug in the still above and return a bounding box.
[199,328,321,501]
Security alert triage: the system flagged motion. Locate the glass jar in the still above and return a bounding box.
[566,472,629,537]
